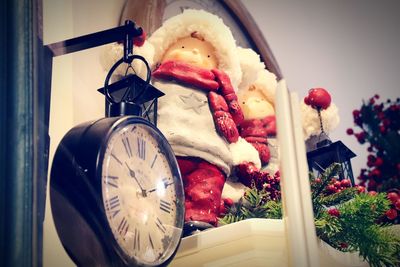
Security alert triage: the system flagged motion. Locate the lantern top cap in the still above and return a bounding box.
[307,140,356,161]
[97,74,164,105]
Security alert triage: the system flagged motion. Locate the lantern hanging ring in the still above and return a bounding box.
[104,54,151,105]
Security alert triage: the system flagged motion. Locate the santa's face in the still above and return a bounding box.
[161,36,218,69]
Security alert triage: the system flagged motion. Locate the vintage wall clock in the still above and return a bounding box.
[119,0,283,80]
[50,116,184,266]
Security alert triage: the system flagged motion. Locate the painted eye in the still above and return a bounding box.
[207,55,210,58]
[181,46,185,48]
[242,102,246,104]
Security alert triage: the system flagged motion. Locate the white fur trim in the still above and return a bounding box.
[148,9,242,88]
[222,180,248,203]
[237,47,265,90]
[300,101,340,140]
[229,137,261,169]
[237,47,277,105]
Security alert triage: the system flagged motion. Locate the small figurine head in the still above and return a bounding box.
[236,47,277,120]
[147,9,242,87]
[161,32,218,69]
[239,84,275,119]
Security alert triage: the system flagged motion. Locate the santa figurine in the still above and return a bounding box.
[102,9,278,230]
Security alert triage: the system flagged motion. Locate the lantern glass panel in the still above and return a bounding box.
[307,140,356,184]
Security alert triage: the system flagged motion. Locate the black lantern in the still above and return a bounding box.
[97,72,164,125]
[307,140,356,185]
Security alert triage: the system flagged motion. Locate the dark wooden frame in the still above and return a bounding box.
[0,0,50,266]
[222,0,282,80]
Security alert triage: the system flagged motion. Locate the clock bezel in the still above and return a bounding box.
[97,116,185,266]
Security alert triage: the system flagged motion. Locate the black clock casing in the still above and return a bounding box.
[50,116,184,266]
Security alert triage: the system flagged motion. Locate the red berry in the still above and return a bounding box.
[355,185,365,193]
[395,200,400,211]
[371,169,381,177]
[326,185,336,192]
[369,98,375,104]
[380,125,386,134]
[374,157,383,167]
[355,132,366,143]
[346,128,354,135]
[387,192,399,204]
[368,191,377,196]
[340,242,349,249]
[315,178,322,184]
[341,179,351,187]
[374,94,380,99]
[328,208,340,217]
[334,181,342,188]
[386,209,398,220]
[352,109,361,118]
[223,198,234,207]
[383,119,390,126]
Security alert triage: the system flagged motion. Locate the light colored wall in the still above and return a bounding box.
[43,1,125,266]
[243,0,400,180]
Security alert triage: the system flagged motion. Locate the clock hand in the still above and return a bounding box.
[125,162,147,197]
[147,182,174,194]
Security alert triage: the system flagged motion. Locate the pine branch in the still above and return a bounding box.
[319,187,358,207]
[219,187,282,225]
[311,163,342,199]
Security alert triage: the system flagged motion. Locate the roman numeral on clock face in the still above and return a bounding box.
[148,233,154,249]
[134,228,140,252]
[105,195,120,218]
[117,217,129,237]
[155,217,166,234]
[137,137,146,160]
[104,175,118,188]
[159,200,171,214]
[122,137,133,158]
[150,154,158,168]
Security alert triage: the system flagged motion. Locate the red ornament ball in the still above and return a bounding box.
[305,88,332,110]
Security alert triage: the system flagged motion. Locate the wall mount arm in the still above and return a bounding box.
[46,20,142,60]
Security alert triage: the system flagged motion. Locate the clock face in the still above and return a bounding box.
[101,121,184,266]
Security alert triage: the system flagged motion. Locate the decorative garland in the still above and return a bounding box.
[220,163,400,267]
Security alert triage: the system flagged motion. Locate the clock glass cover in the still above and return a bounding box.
[101,121,184,266]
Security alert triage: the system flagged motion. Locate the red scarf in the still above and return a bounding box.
[152,60,219,91]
